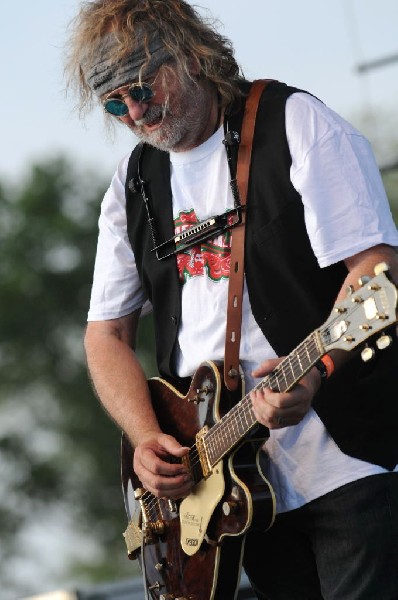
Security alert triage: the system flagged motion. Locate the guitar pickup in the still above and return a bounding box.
[180,427,211,482]
[196,426,212,479]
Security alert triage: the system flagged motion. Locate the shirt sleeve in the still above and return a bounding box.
[286,93,398,268]
[87,153,151,321]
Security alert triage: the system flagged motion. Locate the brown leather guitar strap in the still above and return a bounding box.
[224,79,271,391]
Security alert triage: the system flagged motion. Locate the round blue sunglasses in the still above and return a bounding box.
[103,82,154,116]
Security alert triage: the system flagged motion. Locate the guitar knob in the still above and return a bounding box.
[155,558,168,572]
[222,501,240,516]
[376,335,392,350]
[160,596,188,600]
[361,347,375,362]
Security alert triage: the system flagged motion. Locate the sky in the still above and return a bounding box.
[0,1,397,596]
[1,0,398,185]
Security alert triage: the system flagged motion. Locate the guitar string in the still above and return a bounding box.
[142,318,346,511]
[142,308,354,513]
[140,290,382,514]
[142,334,322,513]
[202,334,321,457]
[168,291,368,475]
[202,293,367,461]
[204,286,384,458]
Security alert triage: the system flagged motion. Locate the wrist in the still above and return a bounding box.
[314,354,335,390]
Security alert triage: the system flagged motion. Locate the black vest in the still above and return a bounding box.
[125,81,398,470]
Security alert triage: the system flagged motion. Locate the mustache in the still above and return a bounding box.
[135,102,168,126]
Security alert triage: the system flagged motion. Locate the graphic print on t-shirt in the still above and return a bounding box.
[175,209,231,283]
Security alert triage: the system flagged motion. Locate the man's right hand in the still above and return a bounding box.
[133,432,193,499]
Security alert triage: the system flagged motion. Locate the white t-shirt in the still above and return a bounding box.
[88,93,398,513]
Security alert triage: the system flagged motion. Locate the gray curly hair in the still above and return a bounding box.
[65,0,244,115]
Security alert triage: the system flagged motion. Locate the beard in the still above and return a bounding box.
[131,77,211,152]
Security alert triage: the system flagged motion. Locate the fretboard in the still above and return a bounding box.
[204,330,323,468]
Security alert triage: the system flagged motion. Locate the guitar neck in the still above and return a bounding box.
[204,330,324,468]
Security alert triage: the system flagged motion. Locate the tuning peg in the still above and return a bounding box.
[346,285,354,296]
[369,283,381,291]
[375,313,389,321]
[358,275,371,286]
[376,335,393,350]
[374,262,389,276]
[361,346,375,362]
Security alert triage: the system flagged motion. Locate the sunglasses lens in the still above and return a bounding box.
[129,83,154,103]
[104,83,154,116]
[103,98,129,116]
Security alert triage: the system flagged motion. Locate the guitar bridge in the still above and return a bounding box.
[132,488,167,546]
[143,519,165,540]
[196,426,212,478]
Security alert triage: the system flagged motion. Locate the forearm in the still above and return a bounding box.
[85,314,192,498]
[84,314,160,447]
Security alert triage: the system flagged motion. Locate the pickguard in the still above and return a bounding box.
[180,460,224,556]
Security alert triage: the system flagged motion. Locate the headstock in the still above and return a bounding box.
[320,263,398,360]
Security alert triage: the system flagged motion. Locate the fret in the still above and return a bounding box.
[243,402,257,437]
[280,363,290,390]
[296,349,304,373]
[304,340,312,367]
[297,345,311,373]
[205,397,256,467]
[239,407,250,435]
[285,355,301,389]
[260,374,271,394]
[233,413,242,436]
[288,353,300,382]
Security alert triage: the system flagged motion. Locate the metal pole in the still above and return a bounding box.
[356,53,398,74]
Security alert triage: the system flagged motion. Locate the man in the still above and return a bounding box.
[66,1,398,598]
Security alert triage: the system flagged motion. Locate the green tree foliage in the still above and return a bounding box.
[353,107,398,223]
[382,169,398,223]
[0,159,155,597]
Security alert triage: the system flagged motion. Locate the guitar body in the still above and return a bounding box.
[121,361,275,600]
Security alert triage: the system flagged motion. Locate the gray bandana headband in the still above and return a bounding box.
[85,31,172,98]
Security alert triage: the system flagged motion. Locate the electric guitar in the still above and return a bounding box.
[121,263,397,600]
